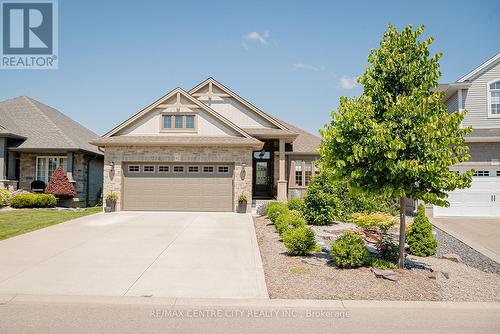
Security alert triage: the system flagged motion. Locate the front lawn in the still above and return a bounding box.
[0,207,102,240]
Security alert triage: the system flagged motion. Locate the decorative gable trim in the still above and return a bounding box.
[189,77,289,130]
[103,87,253,138]
[457,52,500,83]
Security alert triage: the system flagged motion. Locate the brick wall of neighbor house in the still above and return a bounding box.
[18,152,99,207]
[467,143,500,162]
[103,146,254,211]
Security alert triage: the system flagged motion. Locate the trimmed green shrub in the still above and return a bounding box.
[0,189,10,206]
[9,194,57,208]
[275,211,306,235]
[266,201,289,223]
[329,231,369,268]
[287,198,305,212]
[378,237,399,262]
[351,212,396,232]
[303,172,341,225]
[406,204,437,256]
[282,226,316,256]
[368,258,397,270]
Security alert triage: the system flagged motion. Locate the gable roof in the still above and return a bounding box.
[189,78,289,130]
[0,96,102,155]
[103,87,253,139]
[278,120,321,154]
[457,52,500,83]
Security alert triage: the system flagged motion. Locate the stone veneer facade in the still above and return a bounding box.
[103,146,254,212]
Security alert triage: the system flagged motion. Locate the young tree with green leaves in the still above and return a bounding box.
[320,24,472,268]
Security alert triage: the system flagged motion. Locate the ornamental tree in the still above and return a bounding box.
[44,166,76,198]
[320,24,472,268]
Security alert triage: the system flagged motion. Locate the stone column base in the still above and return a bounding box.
[277,180,288,202]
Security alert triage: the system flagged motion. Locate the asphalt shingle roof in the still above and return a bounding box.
[0,96,102,155]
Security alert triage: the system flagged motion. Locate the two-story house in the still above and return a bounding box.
[434,52,500,217]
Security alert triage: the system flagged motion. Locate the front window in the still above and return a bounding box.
[489,80,500,116]
[295,161,303,186]
[36,156,67,183]
[304,161,312,186]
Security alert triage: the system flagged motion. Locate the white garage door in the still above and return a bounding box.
[434,167,500,217]
[122,163,233,212]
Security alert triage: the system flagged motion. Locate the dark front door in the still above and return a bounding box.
[253,151,272,198]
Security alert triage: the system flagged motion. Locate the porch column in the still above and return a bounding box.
[0,138,6,180]
[277,138,287,202]
[66,152,74,181]
[7,151,16,180]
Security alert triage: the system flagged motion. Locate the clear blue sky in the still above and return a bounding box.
[1,0,499,135]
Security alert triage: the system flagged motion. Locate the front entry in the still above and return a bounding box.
[253,151,272,198]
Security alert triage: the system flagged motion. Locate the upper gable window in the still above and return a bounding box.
[162,114,197,131]
[488,80,500,117]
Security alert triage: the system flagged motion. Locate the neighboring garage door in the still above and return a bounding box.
[122,163,233,211]
[434,167,500,217]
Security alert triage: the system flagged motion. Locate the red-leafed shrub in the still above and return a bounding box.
[44,167,76,198]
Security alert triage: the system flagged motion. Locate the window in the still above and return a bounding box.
[163,115,172,128]
[473,170,489,177]
[188,166,199,173]
[36,156,67,183]
[162,114,197,130]
[158,166,169,173]
[304,161,312,186]
[218,166,229,174]
[143,165,155,173]
[203,166,214,173]
[295,160,303,186]
[186,115,195,129]
[497,170,500,177]
[128,165,140,173]
[488,80,500,117]
[173,166,184,173]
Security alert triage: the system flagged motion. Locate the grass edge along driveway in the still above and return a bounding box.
[0,207,102,240]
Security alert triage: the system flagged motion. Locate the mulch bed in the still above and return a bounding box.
[253,216,500,301]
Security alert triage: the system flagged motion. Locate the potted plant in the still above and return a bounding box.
[238,194,248,213]
[105,193,118,213]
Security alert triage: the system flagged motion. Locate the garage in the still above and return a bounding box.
[434,166,500,217]
[122,163,233,211]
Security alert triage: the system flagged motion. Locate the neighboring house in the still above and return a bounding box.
[0,96,104,206]
[92,78,321,212]
[434,52,500,217]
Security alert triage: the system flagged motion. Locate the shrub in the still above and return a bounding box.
[378,236,399,262]
[368,258,397,270]
[287,198,305,212]
[106,193,119,201]
[266,201,289,223]
[9,194,57,208]
[44,167,76,198]
[303,172,341,225]
[275,211,306,235]
[0,189,10,206]
[238,194,247,202]
[329,231,369,268]
[406,204,437,257]
[256,203,268,216]
[351,212,396,232]
[282,226,316,256]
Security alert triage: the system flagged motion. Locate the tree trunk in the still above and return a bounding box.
[398,197,406,269]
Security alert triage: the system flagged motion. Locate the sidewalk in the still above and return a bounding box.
[1,294,499,334]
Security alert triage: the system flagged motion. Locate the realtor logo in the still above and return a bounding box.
[1,0,58,69]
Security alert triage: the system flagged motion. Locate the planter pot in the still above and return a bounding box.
[238,201,247,213]
[57,198,74,208]
[105,199,116,213]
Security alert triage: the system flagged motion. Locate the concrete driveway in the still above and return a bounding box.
[0,212,268,299]
[431,217,500,263]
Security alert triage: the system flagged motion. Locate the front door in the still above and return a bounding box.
[253,151,272,198]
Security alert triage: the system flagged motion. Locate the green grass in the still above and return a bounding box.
[0,206,102,240]
[290,267,311,274]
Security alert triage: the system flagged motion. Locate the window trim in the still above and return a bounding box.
[473,170,490,177]
[143,165,155,173]
[160,112,198,132]
[217,165,230,174]
[173,165,185,173]
[158,165,170,173]
[289,159,319,188]
[203,166,215,173]
[188,165,199,173]
[487,79,500,118]
[128,165,140,173]
[35,156,68,183]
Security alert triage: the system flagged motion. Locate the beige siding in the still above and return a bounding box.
[462,61,500,128]
[444,92,459,113]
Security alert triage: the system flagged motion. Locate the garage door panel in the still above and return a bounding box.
[122,165,233,212]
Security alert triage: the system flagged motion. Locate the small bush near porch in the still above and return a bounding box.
[0,207,101,240]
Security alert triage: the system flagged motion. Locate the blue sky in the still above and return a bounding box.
[1,0,499,135]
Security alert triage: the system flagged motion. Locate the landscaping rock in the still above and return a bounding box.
[371,268,398,281]
[442,253,462,263]
[428,271,449,280]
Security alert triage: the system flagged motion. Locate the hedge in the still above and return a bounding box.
[9,194,57,208]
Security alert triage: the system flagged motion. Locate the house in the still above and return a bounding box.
[0,96,104,206]
[434,52,500,217]
[92,78,321,212]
